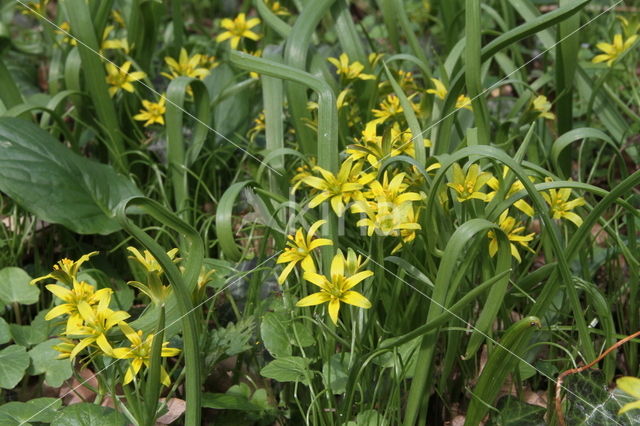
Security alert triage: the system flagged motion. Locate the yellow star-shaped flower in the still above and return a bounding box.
[216,13,261,49]
[297,252,373,325]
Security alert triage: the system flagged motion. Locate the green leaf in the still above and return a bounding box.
[0,318,10,345]
[0,267,39,305]
[345,409,388,426]
[465,317,542,425]
[51,403,124,426]
[0,398,62,425]
[10,312,48,347]
[0,117,141,235]
[260,356,311,385]
[564,370,640,425]
[260,312,292,358]
[487,396,545,426]
[28,339,73,387]
[0,345,29,389]
[204,317,254,368]
[202,383,266,412]
[322,353,349,394]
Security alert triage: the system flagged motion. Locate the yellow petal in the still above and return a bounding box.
[45,304,74,320]
[327,298,340,325]
[340,291,371,309]
[296,291,331,307]
[45,284,73,302]
[277,261,297,284]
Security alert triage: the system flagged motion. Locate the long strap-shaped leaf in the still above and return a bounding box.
[165,76,211,222]
[230,50,338,270]
[404,218,511,425]
[62,0,128,173]
[464,317,541,426]
[283,0,336,156]
[115,196,203,426]
[434,0,589,153]
[427,146,596,361]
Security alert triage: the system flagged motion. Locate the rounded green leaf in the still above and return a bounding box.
[0,398,62,425]
[0,117,141,235]
[28,339,73,387]
[51,403,123,426]
[0,345,29,389]
[0,267,39,305]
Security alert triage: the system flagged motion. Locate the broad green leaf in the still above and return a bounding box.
[0,317,10,345]
[0,117,141,235]
[0,345,29,389]
[0,267,38,305]
[260,356,311,385]
[487,396,545,426]
[202,393,263,411]
[322,353,349,394]
[260,312,291,358]
[28,339,73,387]
[51,403,123,426]
[0,398,62,425]
[202,383,267,412]
[10,312,48,347]
[564,370,640,425]
[345,409,388,426]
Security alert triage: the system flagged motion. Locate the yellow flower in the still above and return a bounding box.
[291,157,316,194]
[617,376,640,414]
[426,77,447,100]
[355,201,421,243]
[127,247,179,305]
[371,94,404,125]
[618,16,640,38]
[20,0,48,17]
[216,13,261,49]
[447,163,493,202]
[297,252,373,325]
[31,251,99,287]
[55,22,77,46]
[105,61,146,97]
[133,97,166,127]
[455,94,473,110]
[276,220,332,284]
[112,322,181,386]
[247,111,266,141]
[303,158,374,216]
[342,248,368,276]
[592,34,638,66]
[162,48,211,80]
[486,166,535,217]
[487,210,535,263]
[541,182,585,227]
[44,279,113,331]
[327,53,375,82]
[347,121,429,169]
[364,172,422,206]
[65,300,130,359]
[532,95,555,120]
[111,9,127,27]
[242,49,263,79]
[198,54,219,70]
[101,25,129,54]
[265,0,290,16]
[52,338,76,360]
[127,247,179,274]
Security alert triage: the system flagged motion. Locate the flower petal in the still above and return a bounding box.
[296,292,331,307]
[340,291,371,309]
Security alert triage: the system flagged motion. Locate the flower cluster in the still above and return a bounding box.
[33,252,181,387]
